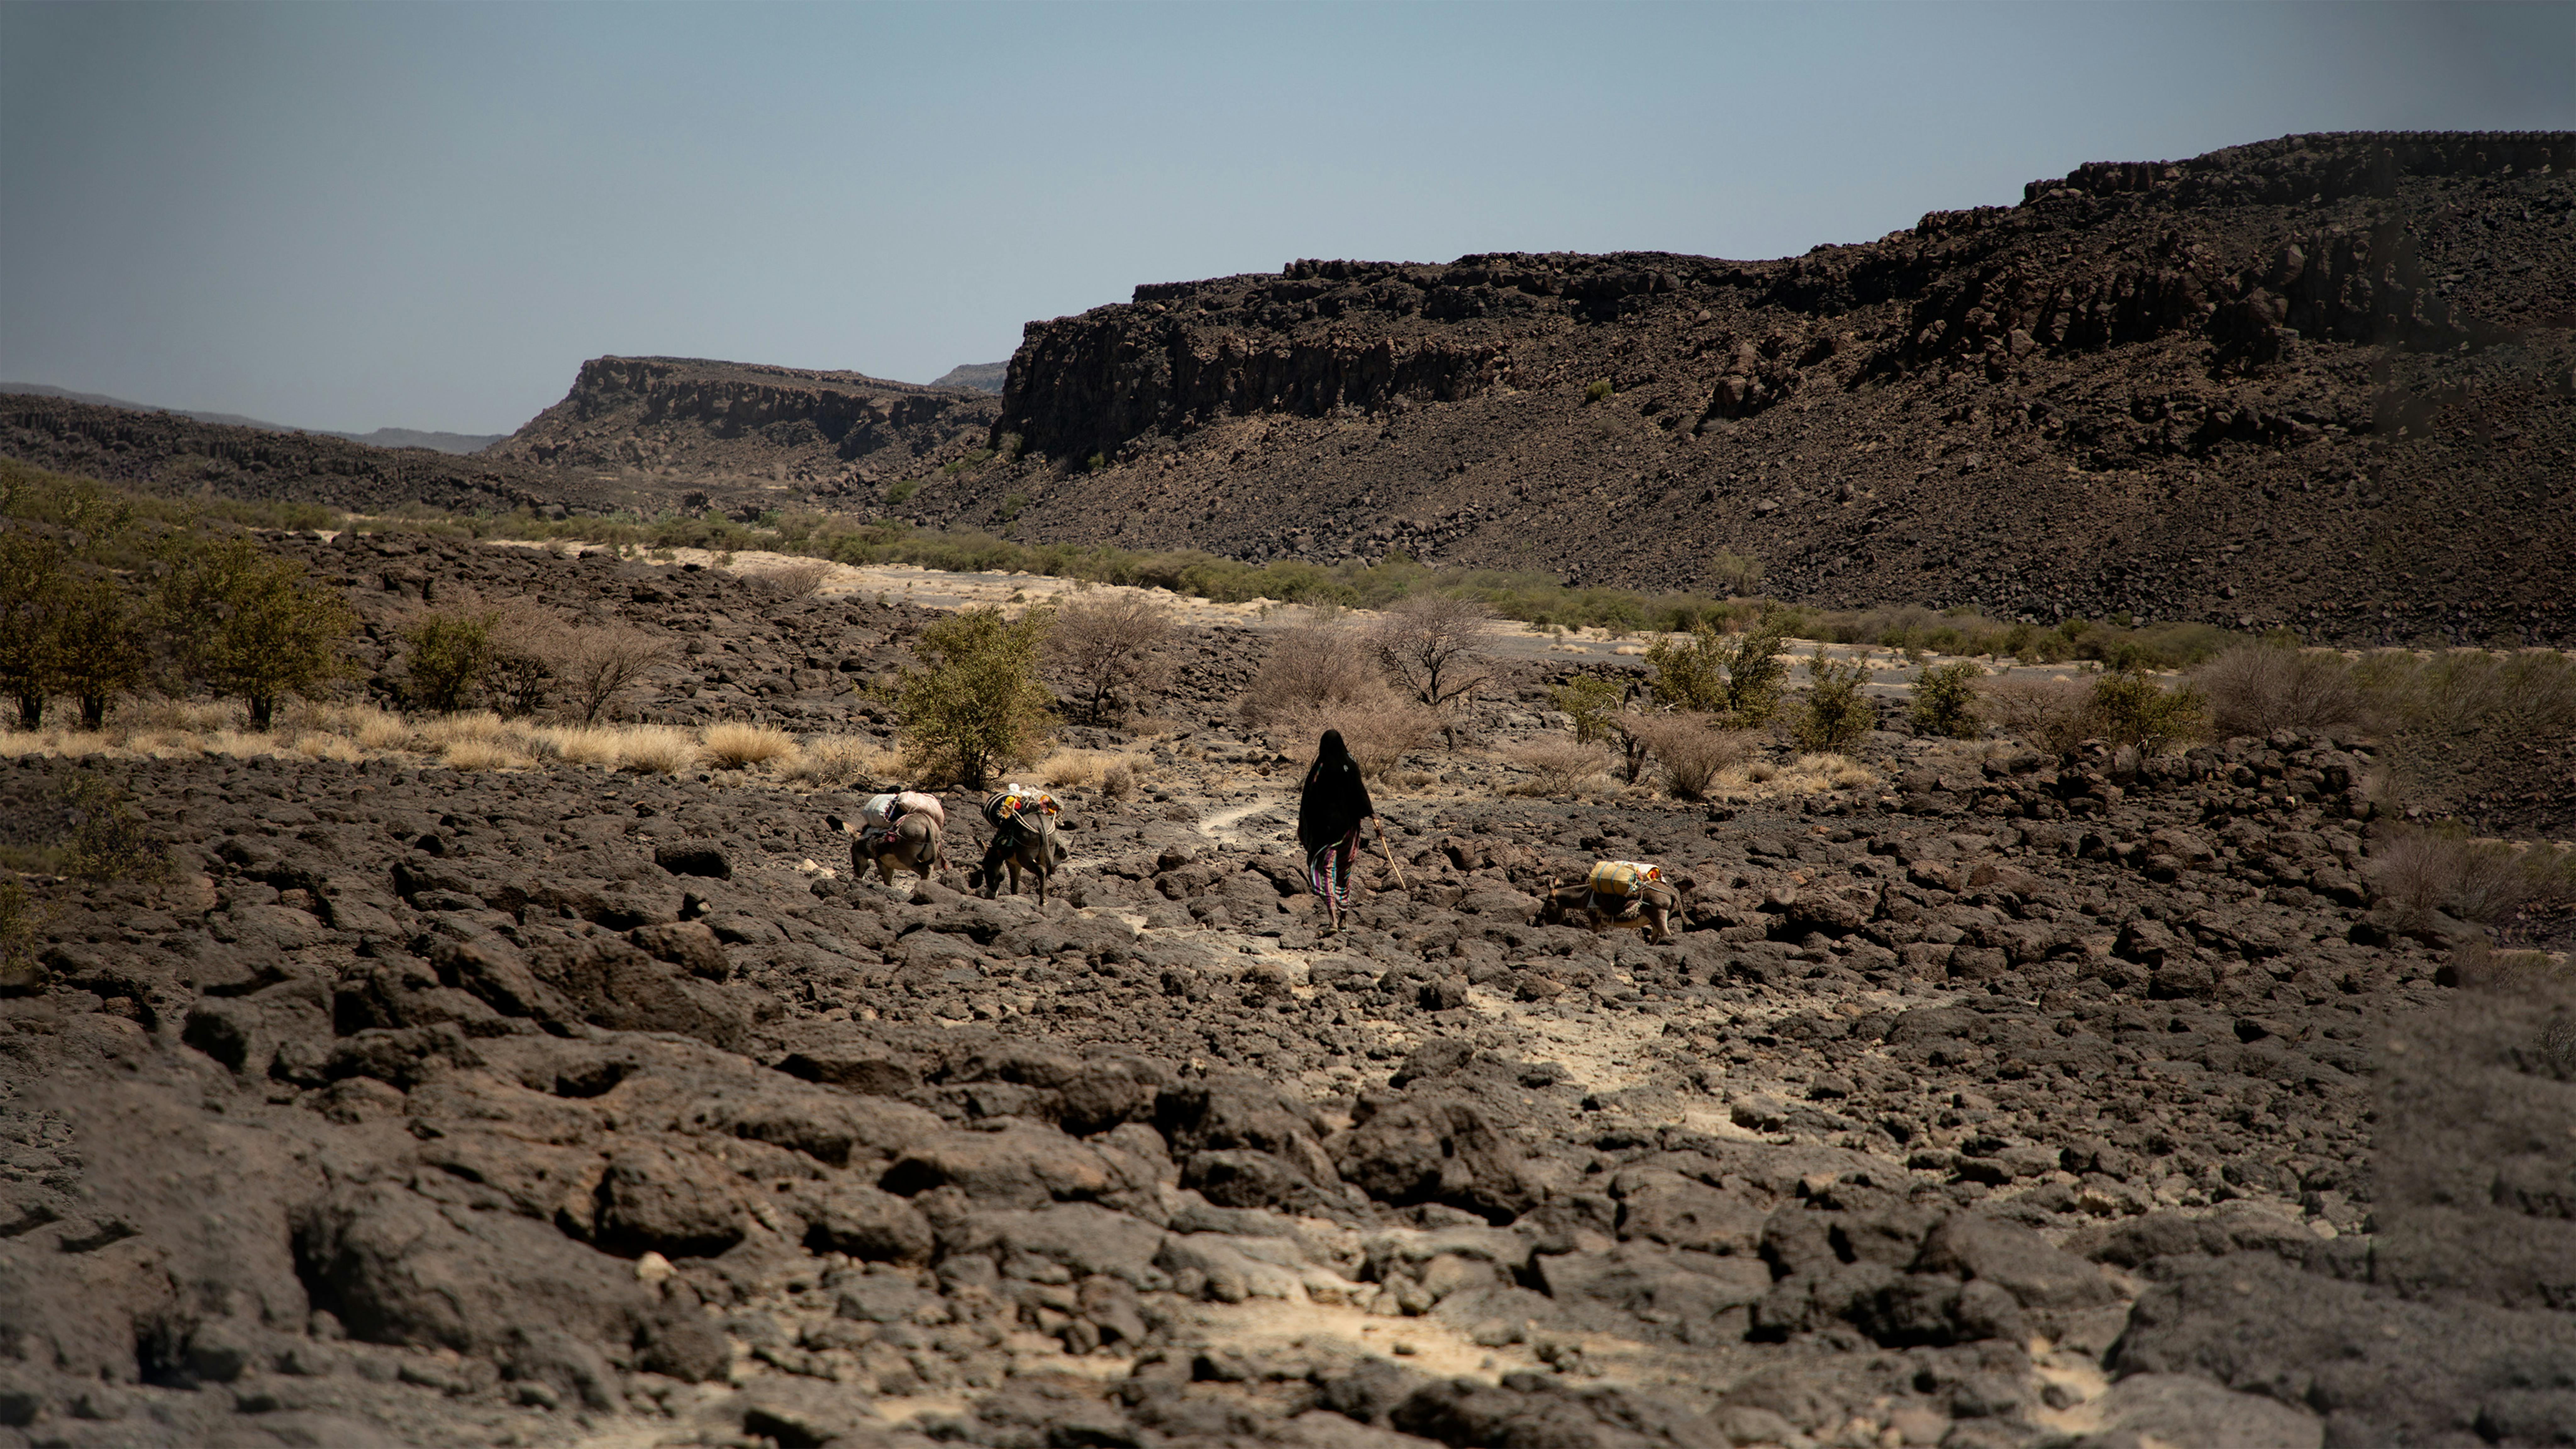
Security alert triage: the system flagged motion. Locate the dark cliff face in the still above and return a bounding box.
[942,131,2575,646]
[488,356,1002,491]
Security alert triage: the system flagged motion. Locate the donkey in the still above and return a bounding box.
[1538,871,1695,944]
[973,786,1067,904]
[825,809,949,886]
[975,811,1068,904]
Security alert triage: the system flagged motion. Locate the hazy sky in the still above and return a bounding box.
[3,3,2568,436]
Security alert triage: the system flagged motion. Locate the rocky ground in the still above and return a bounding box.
[3,539,2572,1449]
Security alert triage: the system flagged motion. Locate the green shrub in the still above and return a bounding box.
[2088,669,2205,759]
[0,878,44,993]
[1551,677,1625,745]
[1712,549,1765,597]
[1646,615,1790,726]
[0,527,70,728]
[886,478,922,504]
[1,524,153,730]
[1583,379,1613,404]
[899,605,1056,789]
[403,611,497,713]
[1794,655,1874,753]
[1910,661,1984,738]
[59,773,169,885]
[155,534,358,728]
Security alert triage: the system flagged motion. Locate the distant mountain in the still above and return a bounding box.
[336,427,512,453]
[0,382,506,454]
[928,362,1008,394]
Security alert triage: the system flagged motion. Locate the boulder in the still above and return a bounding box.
[1331,1093,1534,1224]
[593,1142,749,1259]
[293,1183,651,1356]
[968,1203,1166,1286]
[627,920,732,982]
[798,1179,936,1264]
[2076,1374,2323,1449]
[878,1123,1138,1208]
[653,843,732,880]
[1914,1212,2116,1310]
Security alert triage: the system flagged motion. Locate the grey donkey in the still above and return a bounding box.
[974,812,1067,904]
[825,811,950,886]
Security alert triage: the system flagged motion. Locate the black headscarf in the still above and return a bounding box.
[1297,729,1374,852]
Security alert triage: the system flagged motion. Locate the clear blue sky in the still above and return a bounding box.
[3,2,2568,436]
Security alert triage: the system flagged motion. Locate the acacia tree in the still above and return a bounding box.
[157,534,357,728]
[51,572,148,729]
[1368,594,1493,737]
[899,605,1055,788]
[0,528,69,727]
[558,624,673,724]
[1044,593,1172,725]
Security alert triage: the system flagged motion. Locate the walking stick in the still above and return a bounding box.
[1374,817,1409,891]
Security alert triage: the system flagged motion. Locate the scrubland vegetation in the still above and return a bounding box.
[7,459,2569,844]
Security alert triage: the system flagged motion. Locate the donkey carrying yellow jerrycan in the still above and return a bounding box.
[975,782,1067,904]
[1539,858,1694,944]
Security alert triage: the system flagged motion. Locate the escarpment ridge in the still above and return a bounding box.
[483,355,1004,498]
[888,131,2573,646]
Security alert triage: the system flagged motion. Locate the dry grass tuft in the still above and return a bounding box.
[283,701,411,752]
[2194,644,2367,739]
[1622,713,1754,800]
[1714,751,1879,799]
[1979,676,2094,752]
[1799,752,1880,790]
[440,737,536,770]
[613,726,696,774]
[416,711,514,752]
[2445,940,2575,995]
[1036,749,1136,790]
[783,735,898,788]
[703,721,798,769]
[2370,828,2576,925]
[293,733,365,764]
[1505,738,1607,797]
[763,559,833,598]
[119,699,245,734]
[534,725,627,768]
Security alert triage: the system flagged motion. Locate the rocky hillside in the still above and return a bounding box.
[879,131,2574,647]
[0,384,505,454]
[484,357,1002,505]
[0,394,597,516]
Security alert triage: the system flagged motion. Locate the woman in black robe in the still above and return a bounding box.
[1298,729,1374,926]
